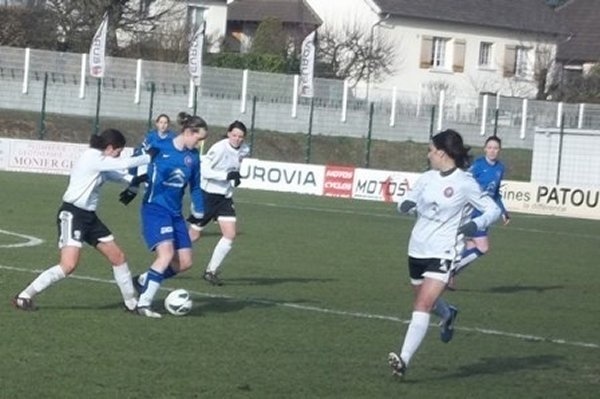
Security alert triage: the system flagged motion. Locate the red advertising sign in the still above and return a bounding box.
[323,165,355,197]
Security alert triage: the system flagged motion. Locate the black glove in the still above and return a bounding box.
[398,200,416,214]
[145,147,159,160]
[130,174,148,187]
[458,221,478,237]
[226,171,241,187]
[119,187,138,205]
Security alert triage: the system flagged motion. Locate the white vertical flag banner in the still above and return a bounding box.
[299,30,316,98]
[189,22,205,86]
[89,13,108,78]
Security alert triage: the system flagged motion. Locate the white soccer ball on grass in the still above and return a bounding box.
[164,288,193,316]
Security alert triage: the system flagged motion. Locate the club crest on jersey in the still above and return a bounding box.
[184,155,193,167]
[443,186,454,197]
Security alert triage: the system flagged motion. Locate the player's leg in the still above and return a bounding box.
[13,246,77,310]
[13,205,83,310]
[203,217,236,285]
[96,239,137,311]
[449,235,490,290]
[135,241,174,318]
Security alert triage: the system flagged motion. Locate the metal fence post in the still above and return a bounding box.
[250,95,257,157]
[305,97,315,163]
[93,78,102,136]
[365,102,374,168]
[147,82,155,131]
[38,72,48,139]
[556,113,565,185]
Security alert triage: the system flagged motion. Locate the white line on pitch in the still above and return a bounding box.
[0,229,45,248]
[2,264,597,350]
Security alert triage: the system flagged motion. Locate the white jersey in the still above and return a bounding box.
[62,148,150,211]
[404,168,500,260]
[201,138,250,198]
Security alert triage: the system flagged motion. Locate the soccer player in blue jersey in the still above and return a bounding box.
[123,114,178,201]
[448,135,510,290]
[133,112,208,318]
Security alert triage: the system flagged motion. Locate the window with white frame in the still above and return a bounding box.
[479,42,493,67]
[432,37,449,68]
[515,46,531,78]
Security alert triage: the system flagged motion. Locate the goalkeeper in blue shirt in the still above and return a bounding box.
[125,112,208,318]
[449,135,510,290]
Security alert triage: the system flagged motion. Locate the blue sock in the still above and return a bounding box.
[432,297,451,320]
[454,248,484,275]
[138,268,165,308]
[163,265,177,279]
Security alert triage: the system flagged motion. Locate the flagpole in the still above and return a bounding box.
[89,12,108,136]
[94,78,102,135]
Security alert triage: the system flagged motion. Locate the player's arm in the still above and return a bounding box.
[200,146,228,181]
[494,166,510,224]
[464,180,501,233]
[397,173,426,214]
[188,156,205,219]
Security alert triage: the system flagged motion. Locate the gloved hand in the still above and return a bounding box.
[119,186,138,205]
[226,171,241,187]
[145,147,160,160]
[130,174,148,187]
[458,221,478,237]
[397,200,416,214]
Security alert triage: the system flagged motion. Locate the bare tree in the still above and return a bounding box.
[44,0,170,53]
[316,22,396,87]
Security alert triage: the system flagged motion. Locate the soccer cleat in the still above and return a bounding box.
[12,296,37,311]
[387,352,407,377]
[135,306,162,318]
[440,305,459,343]
[132,274,143,295]
[203,271,223,286]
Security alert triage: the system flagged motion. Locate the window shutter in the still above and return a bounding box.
[420,36,433,68]
[503,45,516,77]
[453,39,466,72]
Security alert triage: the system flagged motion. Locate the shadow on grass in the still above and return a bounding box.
[432,354,564,380]
[486,285,564,294]
[173,273,336,286]
[455,285,565,294]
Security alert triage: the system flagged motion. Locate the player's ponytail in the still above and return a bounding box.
[177,112,207,132]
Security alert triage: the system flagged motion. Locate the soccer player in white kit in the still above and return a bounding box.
[188,120,250,286]
[12,129,154,312]
[388,129,501,378]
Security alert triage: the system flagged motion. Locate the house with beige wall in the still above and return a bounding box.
[306,0,567,101]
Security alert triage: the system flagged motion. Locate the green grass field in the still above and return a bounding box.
[1,170,598,398]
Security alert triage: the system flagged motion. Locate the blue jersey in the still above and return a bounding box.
[142,138,203,217]
[470,156,507,217]
[129,129,177,175]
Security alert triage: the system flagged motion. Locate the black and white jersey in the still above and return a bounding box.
[404,168,501,260]
[201,139,250,198]
[62,148,150,211]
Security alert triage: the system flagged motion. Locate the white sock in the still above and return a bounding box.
[206,237,233,274]
[19,265,66,299]
[137,280,161,308]
[112,262,137,310]
[400,311,431,366]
